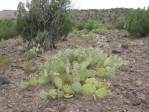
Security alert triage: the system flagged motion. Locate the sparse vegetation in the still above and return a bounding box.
[144,48,149,54]
[113,20,125,29]
[0,55,12,67]
[109,41,118,48]
[80,33,100,43]
[77,20,111,32]
[0,19,18,40]
[0,39,5,48]
[21,61,36,74]
[1,6,149,111]
[24,45,43,60]
[77,20,100,31]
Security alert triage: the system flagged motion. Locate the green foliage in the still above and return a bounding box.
[40,89,64,99]
[144,38,149,54]
[62,13,73,37]
[125,8,149,36]
[71,82,82,93]
[0,39,5,48]
[29,76,39,86]
[22,48,128,99]
[95,88,108,98]
[24,46,43,60]
[105,67,116,77]
[0,19,18,40]
[48,89,58,99]
[54,77,63,89]
[77,20,110,32]
[97,81,108,89]
[83,20,100,31]
[39,90,49,99]
[21,76,50,89]
[104,56,128,68]
[113,20,125,29]
[20,80,30,89]
[34,31,52,50]
[96,68,106,77]
[109,41,118,48]
[21,61,36,74]
[63,84,74,95]
[92,27,112,33]
[80,33,101,43]
[144,48,149,54]
[81,83,96,96]
[64,94,73,99]
[17,0,72,50]
[85,78,98,87]
[38,76,50,85]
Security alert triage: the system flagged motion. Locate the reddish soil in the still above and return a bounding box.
[0,30,149,112]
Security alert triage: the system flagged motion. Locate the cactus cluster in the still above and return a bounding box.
[21,48,128,99]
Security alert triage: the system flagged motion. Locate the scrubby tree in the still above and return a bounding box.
[17,0,72,50]
[16,2,27,36]
[125,8,149,37]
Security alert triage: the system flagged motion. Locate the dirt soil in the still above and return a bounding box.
[0,30,149,112]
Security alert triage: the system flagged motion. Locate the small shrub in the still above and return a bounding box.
[0,39,5,48]
[24,46,43,60]
[80,33,101,44]
[113,20,125,29]
[77,20,110,32]
[0,19,18,40]
[109,41,118,48]
[21,61,36,74]
[83,20,100,31]
[62,13,73,37]
[0,56,12,67]
[21,48,128,99]
[125,9,149,36]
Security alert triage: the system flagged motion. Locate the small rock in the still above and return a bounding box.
[112,49,122,54]
[0,76,9,86]
[121,44,129,49]
[145,61,149,64]
[135,80,142,86]
[44,108,56,112]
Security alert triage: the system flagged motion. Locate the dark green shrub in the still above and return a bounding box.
[84,20,100,31]
[62,13,73,37]
[77,20,110,32]
[17,0,72,50]
[77,21,86,30]
[0,19,18,40]
[77,20,100,31]
[125,8,149,36]
[113,20,125,29]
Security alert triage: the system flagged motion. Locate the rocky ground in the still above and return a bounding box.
[0,30,149,112]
